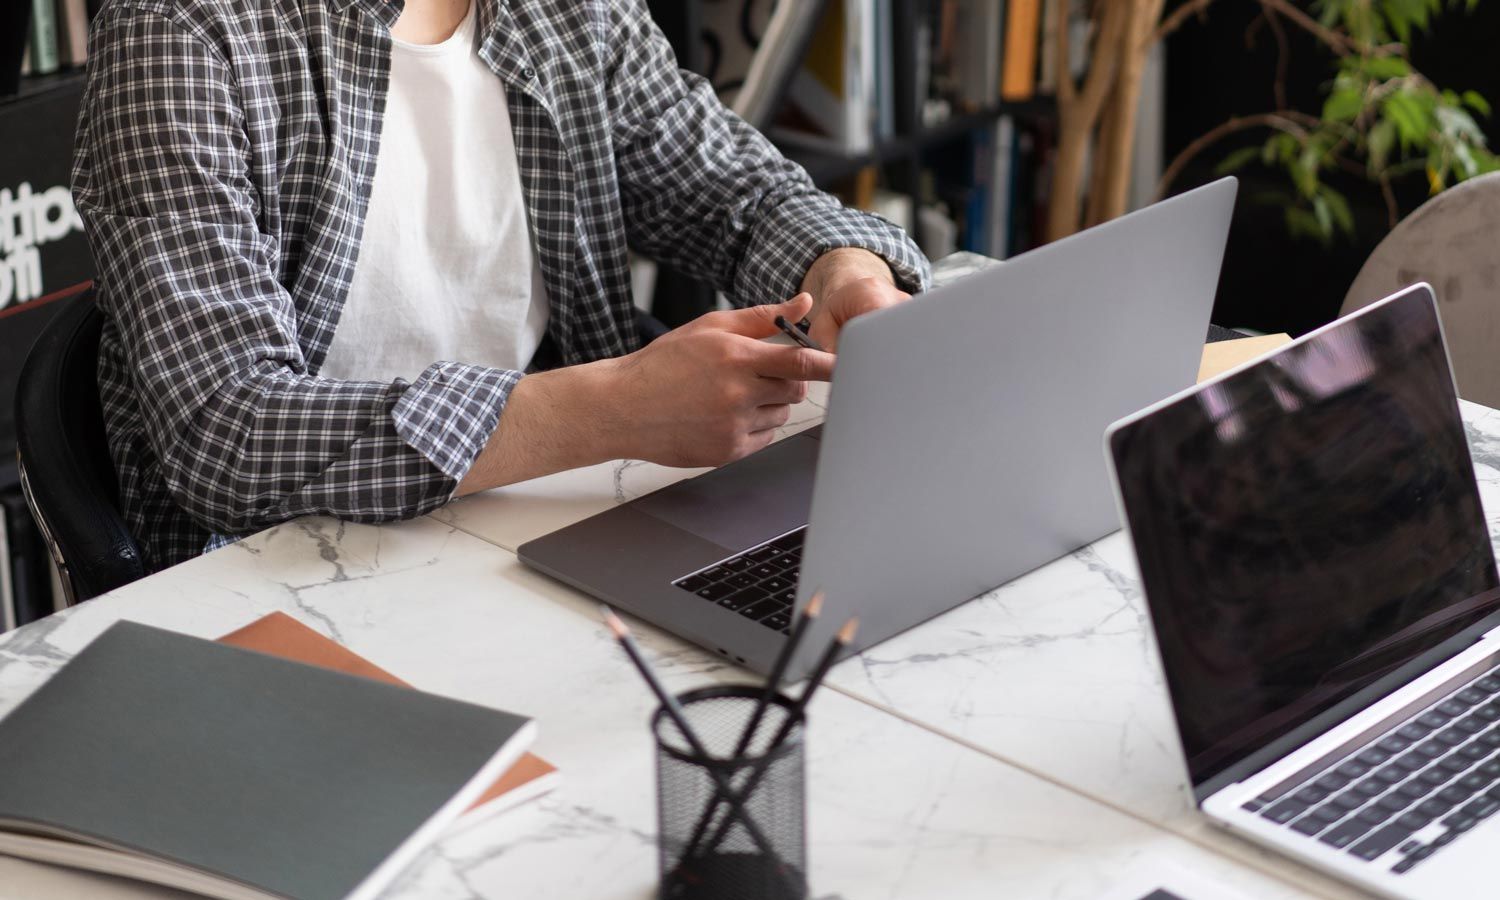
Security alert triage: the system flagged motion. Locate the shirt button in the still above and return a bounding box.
[521,66,536,80]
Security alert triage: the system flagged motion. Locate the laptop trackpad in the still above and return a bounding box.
[633,434,820,551]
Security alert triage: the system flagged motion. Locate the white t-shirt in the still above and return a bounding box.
[320,1,549,383]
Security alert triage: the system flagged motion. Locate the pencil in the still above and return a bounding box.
[675,592,824,862]
[774,314,825,352]
[734,590,824,757]
[694,617,860,858]
[601,607,783,863]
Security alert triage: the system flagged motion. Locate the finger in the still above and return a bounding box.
[743,342,835,382]
[746,375,807,407]
[692,292,816,339]
[807,318,838,355]
[737,426,779,459]
[809,289,908,352]
[747,403,793,433]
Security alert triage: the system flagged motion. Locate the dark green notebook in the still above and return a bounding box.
[0,621,534,900]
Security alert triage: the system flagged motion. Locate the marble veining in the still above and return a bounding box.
[0,251,1384,898]
[822,399,1500,870]
[0,512,1353,898]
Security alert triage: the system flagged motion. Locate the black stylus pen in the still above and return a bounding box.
[774,315,824,352]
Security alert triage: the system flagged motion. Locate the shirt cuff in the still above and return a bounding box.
[734,190,933,307]
[390,361,523,486]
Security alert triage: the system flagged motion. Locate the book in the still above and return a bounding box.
[703,0,828,131]
[1,1,31,96]
[1036,0,1060,94]
[1001,0,1041,100]
[770,0,875,155]
[0,621,537,900]
[56,0,89,66]
[985,115,1016,258]
[958,0,1003,110]
[217,611,559,831]
[874,0,895,139]
[891,0,929,134]
[27,0,59,76]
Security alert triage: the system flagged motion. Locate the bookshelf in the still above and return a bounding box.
[6,68,86,105]
[646,0,1059,319]
[785,96,1056,188]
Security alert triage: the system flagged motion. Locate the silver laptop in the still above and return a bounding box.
[1107,283,1500,898]
[519,177,1237,680]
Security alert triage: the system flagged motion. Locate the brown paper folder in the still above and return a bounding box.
[219,612,558,826]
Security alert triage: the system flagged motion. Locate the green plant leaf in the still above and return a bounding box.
[1437,105,1486,143]
[1312,193,1334,235]
[1455,142,1479,179]
[1472,148,1500,175]
[1182,0,1484,247]
[1215,146,1263,175]
[1285,207,1332,244]
[1323,88,1365,123]
[1294,144,1324,197]
[1363,57,1412,81]
[1381,0,1418,43]
[1321,187,1356,235]
[1382,91,1431,149]
[1262,131,1300,166]
[1368,118,1398,171]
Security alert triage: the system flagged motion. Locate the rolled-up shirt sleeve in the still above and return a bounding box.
[606,0,932,306]
[74,7,516,537]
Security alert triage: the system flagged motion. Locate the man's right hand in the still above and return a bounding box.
[608,292,835,467]
[456,294,834,496]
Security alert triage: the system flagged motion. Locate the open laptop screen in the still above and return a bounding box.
[1110,287,1500,788]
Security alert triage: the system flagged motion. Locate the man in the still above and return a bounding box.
[74,0,930,573]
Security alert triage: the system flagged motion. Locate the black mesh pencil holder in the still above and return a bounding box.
[653,685,807,900]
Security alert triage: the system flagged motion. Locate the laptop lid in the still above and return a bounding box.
[1107,284,1500,802]
[787,177,1239,677]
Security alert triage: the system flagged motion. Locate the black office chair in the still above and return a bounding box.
[15,283,145,605]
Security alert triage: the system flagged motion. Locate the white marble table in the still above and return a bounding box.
[0,515,1341,900]
[412,252,1500,897]
[0,250,1376,898]
[428,402,1500,898]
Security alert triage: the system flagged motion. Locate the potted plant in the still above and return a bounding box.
[1048,0,1496,245]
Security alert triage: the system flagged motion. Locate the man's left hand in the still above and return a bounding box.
[800,248,912,352]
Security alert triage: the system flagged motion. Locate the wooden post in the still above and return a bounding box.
[1046,0,1128,242]
[1085,0,1166,228]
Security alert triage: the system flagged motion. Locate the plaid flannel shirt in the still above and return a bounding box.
[74,0,931,572]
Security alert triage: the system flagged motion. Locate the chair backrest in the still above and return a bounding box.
[14,283,145,604]
[1342,171,1500,408]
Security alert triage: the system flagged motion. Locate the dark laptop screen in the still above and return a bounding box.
[1110,288,1500,788]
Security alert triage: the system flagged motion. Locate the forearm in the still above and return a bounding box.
[458,293,838,494]
[800,248,897,317]
[454,360,625,496]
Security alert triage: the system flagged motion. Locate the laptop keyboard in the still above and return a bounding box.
[671,528,806,634]
[1242,665,1500,874]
